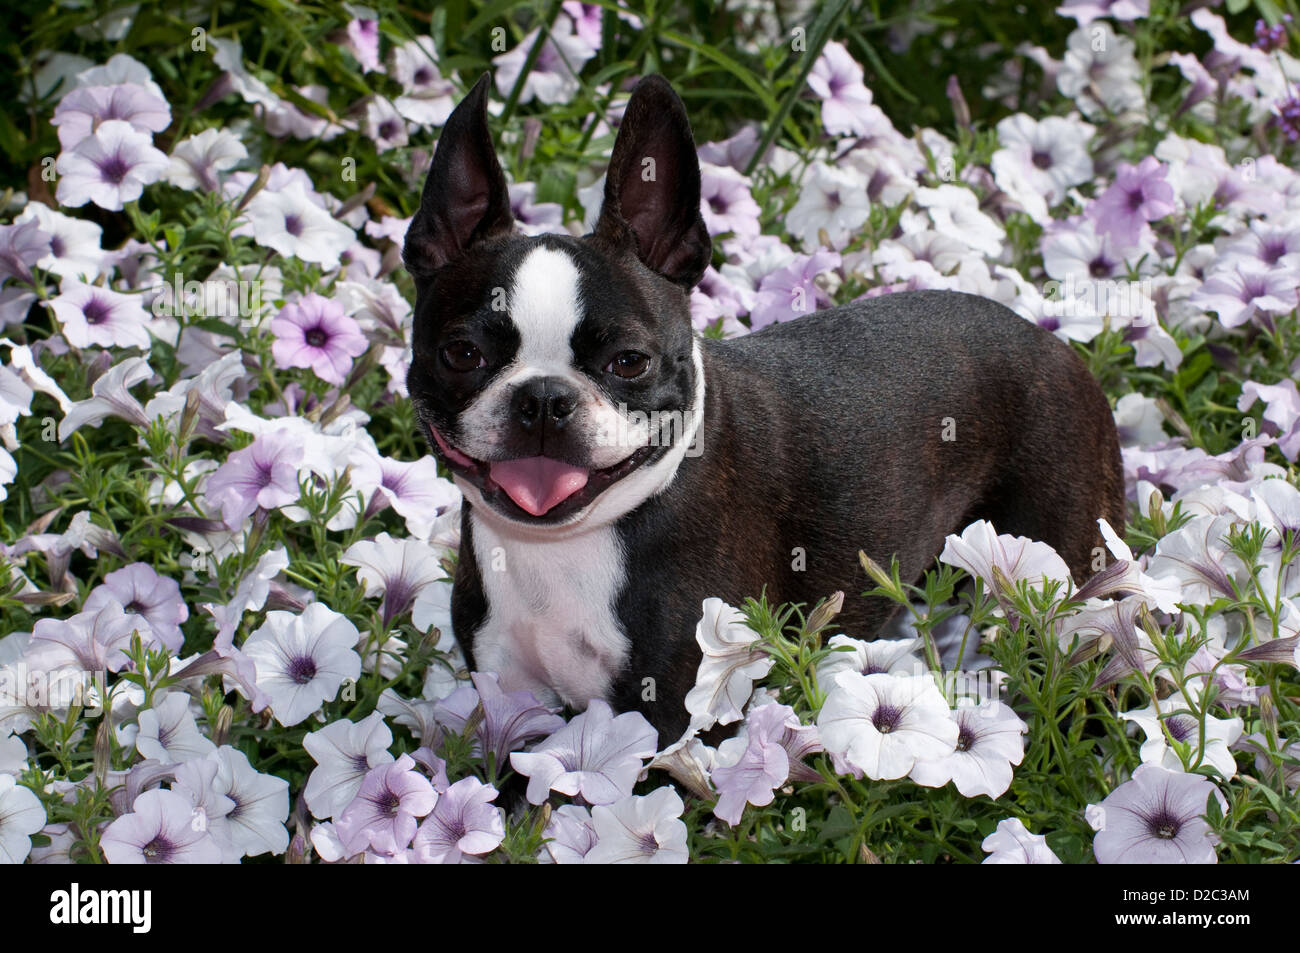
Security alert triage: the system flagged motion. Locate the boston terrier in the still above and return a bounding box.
[402,73,1126,742]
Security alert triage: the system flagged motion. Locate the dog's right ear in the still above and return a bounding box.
[403,73,514,278]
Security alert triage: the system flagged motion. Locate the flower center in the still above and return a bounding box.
[377,789,401,817]
[1126,189,1145,212]
[1089,257,1111,278]
[956,725,975,751]
[1031,150,1053,170]
[284,214,304,237]
[638,832,659,854]
[413,67,432,86]
[287,655,318,684]
[379,120,399,140]
[83,298,111,325]
[142,836,175,862]
[98,153,130,185]
[873,704,903,733]
[1146,808,1181,840]
[305,327,328,347]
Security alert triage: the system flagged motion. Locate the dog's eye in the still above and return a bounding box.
[441,341,486,372]
[606,351,650,379]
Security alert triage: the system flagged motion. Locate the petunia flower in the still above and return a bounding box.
[84,562,188,653]
[133,692,216,765]
[748,248,841,330]
[712,703,816,825]
[388,37,457,126]
[242,603,362,727]
[100,788,222,864]
[1120,688,1243,780]
[51,83,171,149]
[1088,764,1222,864]
[47,278,151,350]
[14,202,104,280]
[683,598,774,729]
[336,754,437,856]
[411,777,505,864]
[55,119,168,211]
[540,803,598,864]
[1087,156,1175,251]
[493,19,596,106]
[786,162,871,251]
[817,671,959,780]
[173,745,289,859]
[302,712,395,820]
[239,182,356,269]
[58,356,153,440]
[939,519,1073,602]
[165,127,247,191]
[584,787,688,864]
[341,532,448,626]
[817,634,924,684]
[509,698,658,805]
[202,430,306,528]
[0,774,45,864]
[807,41,878,137]
[909,698,1027,798]
[433,671,565,767]
[271,293,369,386]
[981,817,1062,864]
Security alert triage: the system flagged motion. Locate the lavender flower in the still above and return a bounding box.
[433,671,565,768]
[271,293,369,386]
[411,777,505,864]
[48,278,151,350]
[683,598,774,730]
[336,754,436,856]
[134,692,216,765]
[509,699,658,805]
[55,119,168,211]
[492,19,596,106]
[203,430,306,528]
[84,562,188,653]
[1089,765,1222,864]
[100,788,222,864]
[712,703,818,825]
[585,787,688,864]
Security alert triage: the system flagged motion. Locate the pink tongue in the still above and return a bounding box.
[489,457,590,516]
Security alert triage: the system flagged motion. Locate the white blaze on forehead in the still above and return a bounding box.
[508,245,584,369]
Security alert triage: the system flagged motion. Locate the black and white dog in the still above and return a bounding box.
[403,74,1125,741]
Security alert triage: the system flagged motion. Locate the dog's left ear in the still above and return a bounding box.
[404,73,514,278]
[594,75,712,289]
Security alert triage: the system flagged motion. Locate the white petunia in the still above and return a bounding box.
[242,603,362,727]
[817,671,958,780]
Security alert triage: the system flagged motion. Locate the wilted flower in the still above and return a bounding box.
[433,671,565,767]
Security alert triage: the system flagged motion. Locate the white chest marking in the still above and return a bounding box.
[469,512,630,709]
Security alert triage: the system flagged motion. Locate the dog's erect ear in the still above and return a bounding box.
[403,73,514,278]
[594,75,712,289]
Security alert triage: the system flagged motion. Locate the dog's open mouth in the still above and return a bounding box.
[428,425,660,521]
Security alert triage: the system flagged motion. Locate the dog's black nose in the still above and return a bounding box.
[512,377,579,431]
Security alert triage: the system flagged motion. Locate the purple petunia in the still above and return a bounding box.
[411,777,505,864]
[202,430,305,528]
[335,754,437,856]
[55,119,169,211]
[100,788,222,864]
[271,293,369,386]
